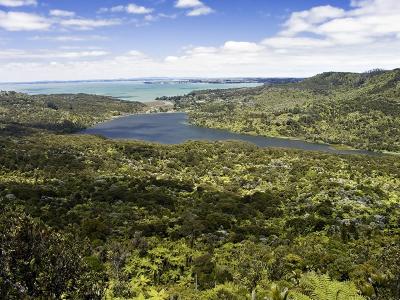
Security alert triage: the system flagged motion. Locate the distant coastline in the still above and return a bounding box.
[0,80,266,103]
[0,77,303,85]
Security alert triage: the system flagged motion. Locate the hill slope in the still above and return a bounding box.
[0,91,145,135]
[0,90,400,299]
[171,69,400,152]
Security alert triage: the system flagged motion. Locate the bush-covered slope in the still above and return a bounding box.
[0,91,145,134]
[0,89,399,298]
[1,133,400,299]
[171,69,400,152]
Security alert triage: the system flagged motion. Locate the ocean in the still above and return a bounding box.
[0,80,261,102]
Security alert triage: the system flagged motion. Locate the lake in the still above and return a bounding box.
[0,80,261,102]
[83,112,376,155]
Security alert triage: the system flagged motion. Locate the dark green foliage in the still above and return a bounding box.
[0,132,398,298]
[0,87,399,298]
[0,209,106,299]
[170,68,400,152]
[0,91,145,134]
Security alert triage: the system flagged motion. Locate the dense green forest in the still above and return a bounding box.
[1,91,400,299]
[168,69,400,153]
[0,91,145,134]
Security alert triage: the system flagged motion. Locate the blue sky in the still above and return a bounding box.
[0,0,400,81]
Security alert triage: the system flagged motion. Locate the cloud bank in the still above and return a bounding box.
[0,0,36,7]
[1,0,400,81]
[175,0,214,16]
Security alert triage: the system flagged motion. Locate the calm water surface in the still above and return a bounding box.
[0,80,261,102]
[83,113,376,155]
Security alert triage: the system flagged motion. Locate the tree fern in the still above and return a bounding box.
[265,283,289,300]
[289,273,365,300]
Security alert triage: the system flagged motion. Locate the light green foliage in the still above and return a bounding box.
[124,240,199,286]
[170,69,400,152]
[0,91,145,134]
[0,88,399,299]
[266,283,289,300]
[289,273,365,300]
[1,132,398,298]
[213,241,272,291]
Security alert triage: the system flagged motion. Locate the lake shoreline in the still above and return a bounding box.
[180,111,390,155]
[83,112,381,156]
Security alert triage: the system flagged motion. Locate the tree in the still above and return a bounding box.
[214,241,273,300]
[289,273,365,300]
[266,283,289,300]
[0,209,105,299]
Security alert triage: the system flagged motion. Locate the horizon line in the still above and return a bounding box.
[0,76,305,85]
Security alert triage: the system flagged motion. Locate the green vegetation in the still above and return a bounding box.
[170,68,400,152]
[0,91,145,134]
[0,90,399,299]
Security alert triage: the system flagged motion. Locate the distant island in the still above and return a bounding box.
[1,77,302,85]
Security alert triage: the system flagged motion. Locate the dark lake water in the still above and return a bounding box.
[83,112,376,155]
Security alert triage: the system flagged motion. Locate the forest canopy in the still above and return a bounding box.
[167,69,400,153]
[0,89,399,299]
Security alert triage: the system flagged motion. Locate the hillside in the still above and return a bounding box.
[170,69,400,152]
[0,89,400,299]
[0,91,146,135]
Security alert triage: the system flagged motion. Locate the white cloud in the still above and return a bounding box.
[187,6,214,16]
[59,18,121,30]
[126,50,141,56]
[175,0,214,16]
[30,35,107,42]
[350,0,400,14]
[49,9,76,18]
[262,37,332,48]
[0,10,121,32]
[281,0,400,46]
[100,3,153,14]
[53,51,108,58]
[59,46,104,50]
[175,0,203,8]
[282,5,345,36]
[126,3,153,14]
[0,11,51,31]
[1,0,400,82]
[0,49,109,60]
[108,5,124,13]
[143,13,177,23]
[159,13,177,19]
[222,41,264,53]
[144,14,156,21]
[0,0,36,7]
[1,38,400,82]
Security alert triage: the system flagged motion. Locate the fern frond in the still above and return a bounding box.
[293,273,365,300]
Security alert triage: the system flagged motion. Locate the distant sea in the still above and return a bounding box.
[0,80,262,102]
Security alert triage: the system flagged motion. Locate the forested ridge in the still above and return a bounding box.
[169,69,400,152]
[0,91,400,299]
[0,91,145,134]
